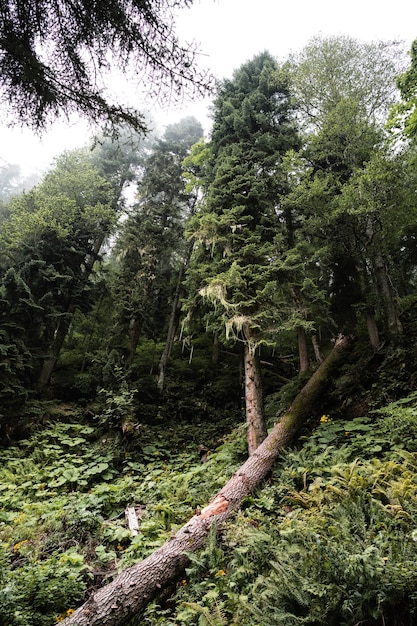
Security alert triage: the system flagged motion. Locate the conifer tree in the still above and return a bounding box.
[0,132,145,405]
[186,52,300,454]
[0,0,213,130]
[109,117,203,370]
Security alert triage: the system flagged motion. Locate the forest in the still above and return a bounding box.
[2,22,417,626]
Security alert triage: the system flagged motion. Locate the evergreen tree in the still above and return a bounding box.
[186,52,300,453]
[109,117,203,372]
[0,133,146,408]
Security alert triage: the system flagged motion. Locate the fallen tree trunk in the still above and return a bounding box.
[63,334,353,626]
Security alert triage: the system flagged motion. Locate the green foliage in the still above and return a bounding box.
[0,0,212,130]
[108,118,203,366]
[3,388,417,625]
[390,39,417,140]
[0,404,246,624]
[145,396,417,626]
[186,52,301,357]
[0,547,87,626]
[2,34,417,626]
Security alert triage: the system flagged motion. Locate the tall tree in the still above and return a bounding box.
[186,52,300,454]
[0,134,146,404]
[0,0,213,130]
[109,117,203,370]
[287,36,407,346]
[288,35,406,131]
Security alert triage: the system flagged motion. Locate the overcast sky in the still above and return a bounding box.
[1,0,415,177]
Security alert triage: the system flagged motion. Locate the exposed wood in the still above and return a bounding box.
[244,345,267,455]
[62,334,353,626]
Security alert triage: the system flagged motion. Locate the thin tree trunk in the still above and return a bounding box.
[373,251,403,341]
[62,334,353,626]
[157,266,184,392]
[297,326,310,372]
[158,238,195,392]
[311,333,323,364]
[37,235,106,391]
[366,312,381,349]
[364,217,402,342]
[36,312,73,390]
[244,345,267,455]
[125,317,142,367]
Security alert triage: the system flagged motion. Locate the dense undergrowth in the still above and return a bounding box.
[2,384,417,625]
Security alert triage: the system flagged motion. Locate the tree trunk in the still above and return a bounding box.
[373,251,403,341]
[36,312,73,390]
[366,312,381,349]
[37,235,106,391]
[125,317,142,367]
[244,345,267,455]
[62,334,353,626]
[158,239,195,392]
[297,326,310,372]
[311,333,323,364]
[364,217,402,342]
[157,265,184,393]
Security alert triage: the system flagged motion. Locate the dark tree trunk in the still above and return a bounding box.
[244,345,267,455]
[158,239,195,392]
[373,251,403,341]
[125,317,142,367]
[297,326,310,372]
[366,311,381,349]
[36,312,73,390]
[37,235,106,391]
[62,334,353,626]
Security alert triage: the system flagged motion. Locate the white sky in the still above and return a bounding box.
[0,0,415,177]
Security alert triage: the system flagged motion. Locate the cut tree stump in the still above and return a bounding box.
[62,334,353,626]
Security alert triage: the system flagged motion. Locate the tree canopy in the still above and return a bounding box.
[0,0,214,130]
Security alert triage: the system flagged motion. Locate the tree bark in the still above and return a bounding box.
[62,334,353,626]
[366,312,381,349]
[157,265,184,392]
[311,333,323,364]
[244,345,267,455]
[373,251,403,341]
[297,326,310,372]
